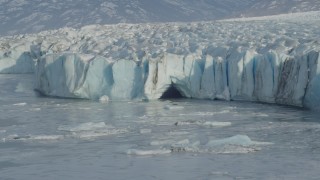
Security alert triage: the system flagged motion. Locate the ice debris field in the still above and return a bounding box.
[1,11,320,110]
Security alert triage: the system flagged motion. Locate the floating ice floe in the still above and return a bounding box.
[179,110,231,116]
[58,122,109,132]
[70,129,128,139]
[99,95,110,103]
[58,122,128,139]
[139,129,152,134]
[127,149,172,156]
[13,102,27,106]
[3,122,128,142]
[29,108,41,111]
[164,105,185,110]
[129,135,272,156]
[206,135,273,147]
[174,120,232,127]
[4,134,64,142]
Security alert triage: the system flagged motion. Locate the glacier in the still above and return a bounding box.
[1,13,320,110]
[0,39,36,74]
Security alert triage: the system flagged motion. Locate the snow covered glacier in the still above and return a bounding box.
[1,13,320,109]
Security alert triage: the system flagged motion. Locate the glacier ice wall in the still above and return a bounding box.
[0,40,36,74]
[1,20,320,109]
[34,49,320,110]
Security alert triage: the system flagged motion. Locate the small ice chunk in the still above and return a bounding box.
[99,95,110,103]
[166,131,189,136]
[13,103,27,106]
[7,134,64,141]
[151,139,197,149]
[173,139,190,146]
[29,135,64,141]
[170,140,201,153]
[253,113,269,117]
[207,135,272,147]
[179,110,231,116]
[170,146,188,153]
[139,129,152,134]
[71,128,128,139]
[201,121,232,127]
[138,115,148,119]
[175,120,231,127]
[214,146,261,154]
[78,107,91,110]
[58,122,108,132]
[164,105,184,110]
[150,140,174,146]
[29,108,41,111]
[127,149,171,156]
[207,135,253,146]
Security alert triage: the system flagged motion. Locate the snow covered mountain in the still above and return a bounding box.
[0,0,319,36]
[244,0,320,17]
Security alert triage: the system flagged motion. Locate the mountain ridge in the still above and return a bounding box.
[0,0,319,36]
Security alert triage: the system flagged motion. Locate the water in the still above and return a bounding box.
[1,74,320,180]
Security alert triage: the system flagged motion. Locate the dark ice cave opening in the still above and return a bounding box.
[160,84,184,99]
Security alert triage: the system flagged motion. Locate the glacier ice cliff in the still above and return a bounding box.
[0,40,36,74]
[1,18,320,109]
[34,50,320,110]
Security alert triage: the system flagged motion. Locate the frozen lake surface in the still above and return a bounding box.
[1,74,320,180]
